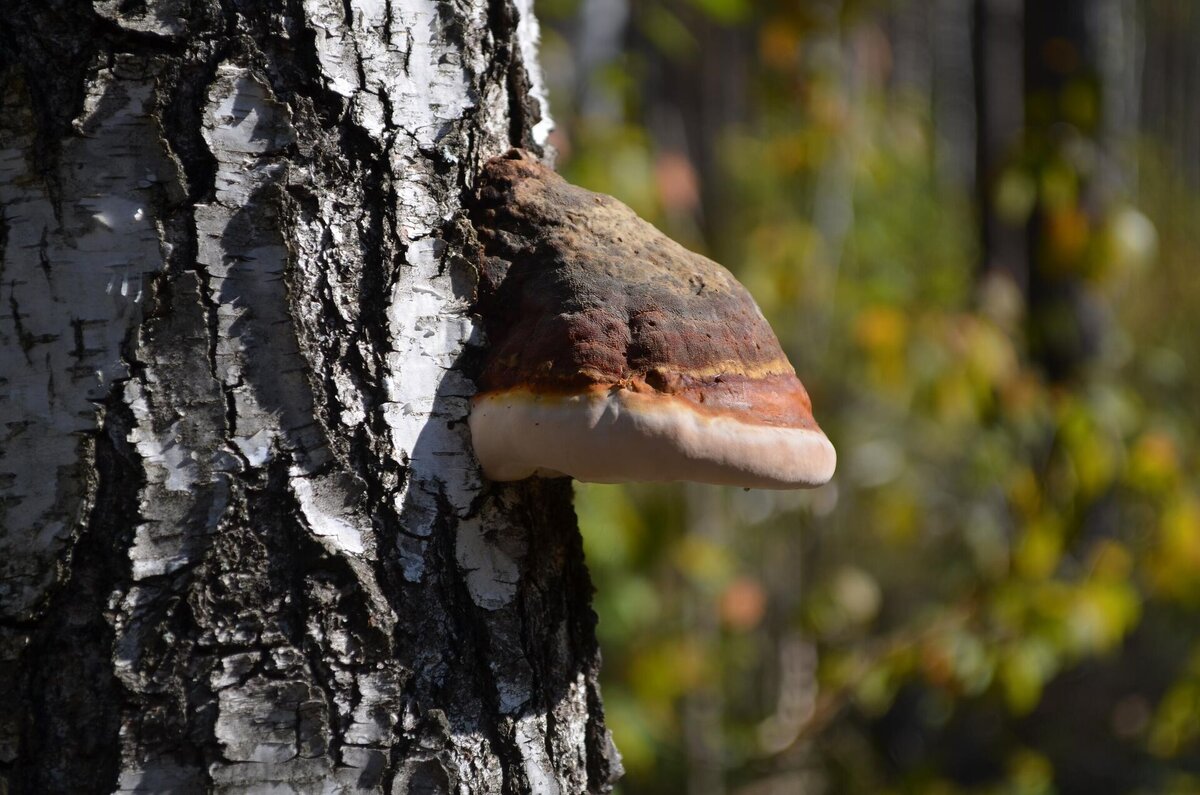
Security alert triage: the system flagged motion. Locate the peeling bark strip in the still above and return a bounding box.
[0,2,621,793]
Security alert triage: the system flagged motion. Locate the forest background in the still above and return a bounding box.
[534,1,1200,793]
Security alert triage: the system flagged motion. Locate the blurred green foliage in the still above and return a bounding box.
[537,1,1200,792]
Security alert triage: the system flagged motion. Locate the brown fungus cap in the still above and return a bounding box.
[468,150,835,489]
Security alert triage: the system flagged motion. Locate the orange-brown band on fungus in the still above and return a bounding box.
[473,370,819,430]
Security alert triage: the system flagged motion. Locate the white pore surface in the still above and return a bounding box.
[470,390,837,489]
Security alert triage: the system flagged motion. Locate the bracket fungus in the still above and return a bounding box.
[468,150,836,489]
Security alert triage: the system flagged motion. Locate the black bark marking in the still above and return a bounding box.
[10,389,139,793]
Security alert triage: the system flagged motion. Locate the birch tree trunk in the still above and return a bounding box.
[0,1,622,792]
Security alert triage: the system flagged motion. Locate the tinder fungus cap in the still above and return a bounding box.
[468,150,836,490]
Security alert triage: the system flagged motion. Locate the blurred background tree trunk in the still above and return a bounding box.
[973,0,1028,289]
[977,0,1129,379]
[1020,0,1107,379]
[0,1,622,792]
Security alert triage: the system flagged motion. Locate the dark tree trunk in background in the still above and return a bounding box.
[973,0,1028,289]
[0,1,621,792]
[974,0,1110,379]
[1021,0,1106,379]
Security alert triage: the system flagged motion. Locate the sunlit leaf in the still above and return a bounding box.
[1000,639,1059,714]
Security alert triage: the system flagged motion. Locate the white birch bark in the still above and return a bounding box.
[0,1,620,792]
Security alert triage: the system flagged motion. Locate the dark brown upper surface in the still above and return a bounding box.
[470,150,821,430]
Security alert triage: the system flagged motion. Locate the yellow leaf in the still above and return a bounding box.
[1014,515,1065,580]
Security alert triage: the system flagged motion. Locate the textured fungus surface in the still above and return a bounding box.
[469,150,836,487]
